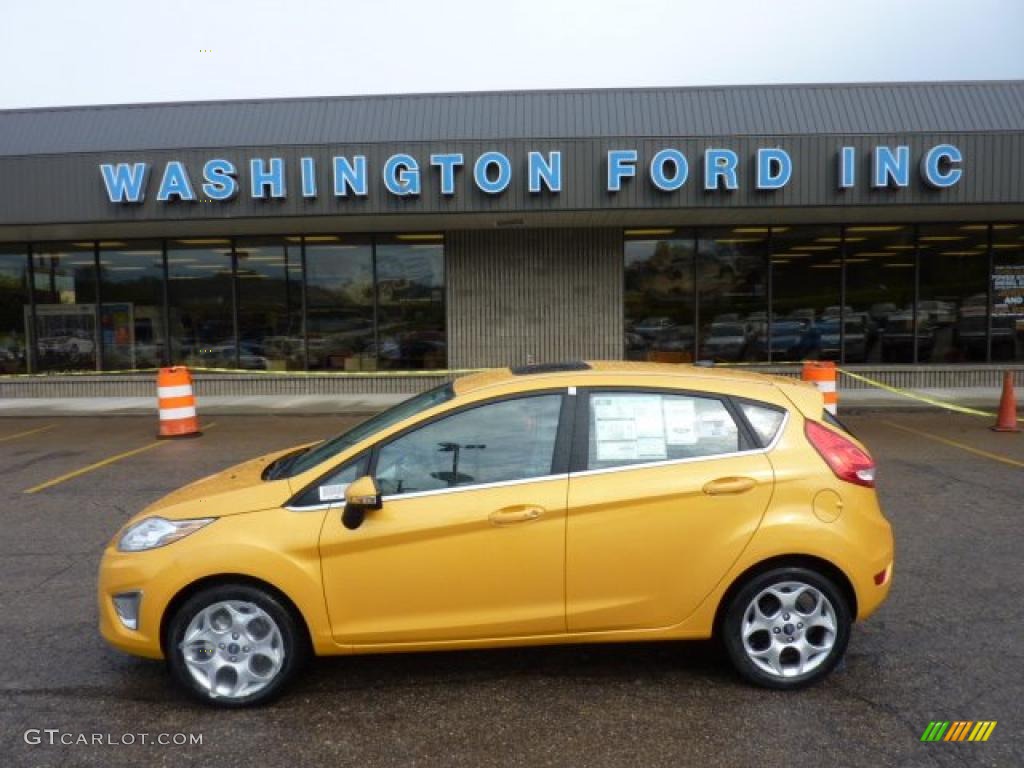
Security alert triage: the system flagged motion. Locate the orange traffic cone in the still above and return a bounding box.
[991,371,1020,433]
[157,366,202,438]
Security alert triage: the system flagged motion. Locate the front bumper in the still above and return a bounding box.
[97,547,179,659]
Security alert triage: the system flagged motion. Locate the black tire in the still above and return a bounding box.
[721,566,851,690]
[165,583,309,708]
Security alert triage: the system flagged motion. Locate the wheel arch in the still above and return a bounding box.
[712,554,858,637]
[159,573,314,657]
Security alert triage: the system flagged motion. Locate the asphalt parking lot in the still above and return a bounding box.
[1,410,1021,767]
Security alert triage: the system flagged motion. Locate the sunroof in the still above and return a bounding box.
[510,361,592,375]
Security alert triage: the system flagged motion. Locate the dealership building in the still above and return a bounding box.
[0,81,1022,396]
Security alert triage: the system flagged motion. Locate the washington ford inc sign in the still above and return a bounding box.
[99,143,964,204]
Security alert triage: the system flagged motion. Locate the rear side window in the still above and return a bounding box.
[586,392,739,471]
[739,402,786,446]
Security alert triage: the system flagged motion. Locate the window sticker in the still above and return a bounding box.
[595,440,639,461]
[318,483,349,502]
[595,418,637,442]
[698,411,731,438]
[593,394,667,461]
[636,436,668,460]
[663,398,698,445]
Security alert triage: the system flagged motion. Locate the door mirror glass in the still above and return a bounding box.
[342,475,382,530]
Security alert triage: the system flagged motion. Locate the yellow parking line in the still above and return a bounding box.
[882,421,1024,470]
[22,422,218,495]
[0,424,56,443]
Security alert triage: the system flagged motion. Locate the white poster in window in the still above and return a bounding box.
[663,399,698,445]
[595,419,637,442]
[593,396,633,420]
[630,396,665,438]
[698,410,732,438]
[596,440,639,461]
[636,436,668,460]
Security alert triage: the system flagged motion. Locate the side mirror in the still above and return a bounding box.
[342,475,382,530]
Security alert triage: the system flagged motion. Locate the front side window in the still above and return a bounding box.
[375,394,563,496]
[267,383,455,479]
[586,392,740,471]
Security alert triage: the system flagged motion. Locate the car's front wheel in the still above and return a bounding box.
[165,583,307,707]
[721,566,851,690]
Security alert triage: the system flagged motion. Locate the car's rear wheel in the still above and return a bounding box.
[165,584,307,708]
[721,566,851,690]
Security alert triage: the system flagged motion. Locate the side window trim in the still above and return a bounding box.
[368,388,573,498]
[572,386,764,477]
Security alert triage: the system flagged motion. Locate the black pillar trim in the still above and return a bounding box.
[26,243,36,374]
[692,231,700,359]
[371,235,380,369]
[93,242,102,371]
[300,237,310,372]
[912,224,920,365]
[839,225,847,365]
[230,238,240,370]
[985,224,994,363]
[160,240,170,368]
[766,229,774,364]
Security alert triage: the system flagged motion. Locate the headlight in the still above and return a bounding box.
[117,516,214,552]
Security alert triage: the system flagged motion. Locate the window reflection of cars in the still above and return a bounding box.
[955,315,1016,360]
[702,322,750,362]
[869,303,898,329]
[633,316,679,340]
[754,320,819,361]
[880,313,935,362]
[198,342,269,370]
[915,300,956,326]
[39,333,95,358]
[818,319,868,362]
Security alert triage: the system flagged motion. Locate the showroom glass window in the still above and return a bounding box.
[166,239,234,368]
[375,235,446,370]
[624,230,696,363]
[769,226,843,361]
[0,246,29,373]
[991,223,1024,362]
[697,228,769,362]
[32,242,98,372]
[917,224,989,363]
[98,241,165,369]
[843,225,916,363]
[305,236,374,371]
[235,237,304,370]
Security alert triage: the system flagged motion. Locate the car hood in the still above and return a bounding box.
[132,445,307,522]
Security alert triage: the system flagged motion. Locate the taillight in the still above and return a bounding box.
[804,420,876,487]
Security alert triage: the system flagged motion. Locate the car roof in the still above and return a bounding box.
[452,360,810,397]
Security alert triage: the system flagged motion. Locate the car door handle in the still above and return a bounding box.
[702,476,758,495]
[489,506,545,526]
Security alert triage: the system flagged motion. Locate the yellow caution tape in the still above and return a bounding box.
[836,368,1021,422]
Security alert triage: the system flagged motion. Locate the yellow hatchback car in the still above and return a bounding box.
[99,361,894,707]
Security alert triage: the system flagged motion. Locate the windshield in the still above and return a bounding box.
[266,382,455,479]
